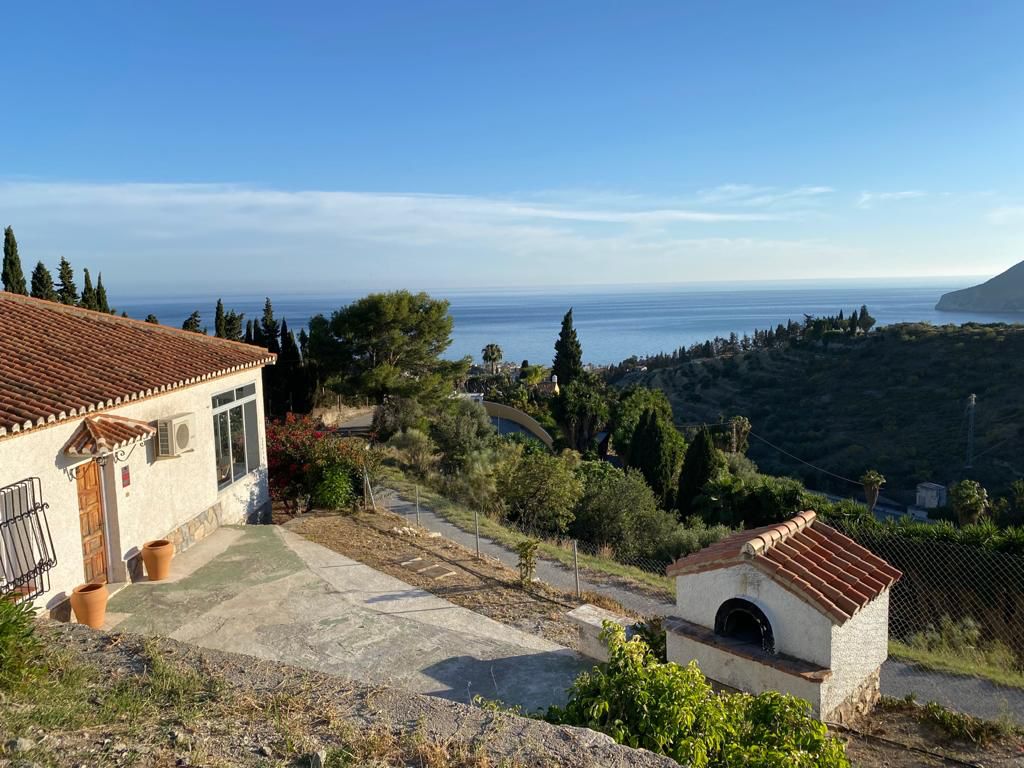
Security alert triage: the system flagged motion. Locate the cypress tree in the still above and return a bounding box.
[80,269,97,310]
[224,310,244,341]
[30,261,57,301]
[260,297,280,354]
[677,428,723,516]
[244,319,255,344]
[2,226,28,294]
[214,299,227,338]
[625,408,685,507]
[552,307,584,388]
[95,273,110,313]
[145,314,159,324]
[297,328,309,359]
[56,257,78,305]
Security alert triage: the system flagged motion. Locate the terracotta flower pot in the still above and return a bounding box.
[142,539,174,581]
[70,582,108,628]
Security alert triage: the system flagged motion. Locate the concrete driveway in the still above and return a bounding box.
[106,525,588,711]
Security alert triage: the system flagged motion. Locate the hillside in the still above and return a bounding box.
[626,323,1024,503]
[937,261,1024,313]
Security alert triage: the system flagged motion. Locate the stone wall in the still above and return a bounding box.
[826,667,880,725]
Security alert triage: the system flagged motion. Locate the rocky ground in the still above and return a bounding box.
[1,623,675,768]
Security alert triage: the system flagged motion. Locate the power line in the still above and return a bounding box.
[747,431,863,487]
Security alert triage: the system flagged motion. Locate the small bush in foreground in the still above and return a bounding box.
[546,623,849,767]
[0,595,44,691]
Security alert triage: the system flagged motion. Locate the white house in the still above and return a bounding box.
[664,511,901,723]
[915,482,947,510]
[0,292,275,617]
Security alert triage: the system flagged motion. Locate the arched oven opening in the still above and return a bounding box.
[714,598,775,654]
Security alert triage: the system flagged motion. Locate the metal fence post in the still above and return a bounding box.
[573,539,581,598]
[475,508,481,559]
[415,484,421,526]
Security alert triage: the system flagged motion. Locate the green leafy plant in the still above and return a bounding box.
[921,701,1009,745]
[312,466,356,510]
[515,539,539,587]
[0,595,45,691]
[546,622,849,768]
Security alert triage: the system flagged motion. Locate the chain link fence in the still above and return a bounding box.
[828,518,1024,683]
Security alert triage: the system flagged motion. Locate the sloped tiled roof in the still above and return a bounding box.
[0,292,275,439]
[64,414,156,457]
[666,511,902,624]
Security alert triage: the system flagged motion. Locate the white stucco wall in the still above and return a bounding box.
[821,589,889,716]
[666,630,823,712]
[0,369,269,611]
[674,563,834,667]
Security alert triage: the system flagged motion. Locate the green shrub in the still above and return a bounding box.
[547,623,849,768]
[312,467,355,510]
[387,428,437,476]
[515,539,539,587]
[0,595,44,691]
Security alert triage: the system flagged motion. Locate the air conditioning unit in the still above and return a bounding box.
[155,413,196,458]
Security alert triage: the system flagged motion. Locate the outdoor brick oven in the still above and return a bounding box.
[664,511,901,723]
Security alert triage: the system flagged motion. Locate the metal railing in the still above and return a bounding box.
[0,477,57,603]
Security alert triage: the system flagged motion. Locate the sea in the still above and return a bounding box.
[116,278,1021,366]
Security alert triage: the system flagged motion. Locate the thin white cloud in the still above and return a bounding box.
[697,184,834,208]
[0,179,857,291]
[856,190,927,209]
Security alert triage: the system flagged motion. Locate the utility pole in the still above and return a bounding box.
[965,393,976,469]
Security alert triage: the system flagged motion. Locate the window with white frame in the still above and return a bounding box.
[211,382,261,489]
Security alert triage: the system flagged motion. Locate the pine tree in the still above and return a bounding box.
[80,269,98,310]
[56,257,78,305]
[676,428,723,515]
[2,226,28,294]
[145,314,159,324]
[214,299,227,338]
[260,297,280,354]
[95,273,110,313]
[552,308,584,388]
[30,261,57,301]
[182,311,203,333]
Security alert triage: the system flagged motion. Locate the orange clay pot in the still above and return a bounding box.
[141,539,174,581]
[70,582,108,628]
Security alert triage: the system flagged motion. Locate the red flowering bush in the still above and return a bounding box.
[267,415,380,512]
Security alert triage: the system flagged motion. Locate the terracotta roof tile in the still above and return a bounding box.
[0,292,274,439]
[64,414,156,457]
[666,510,901,624]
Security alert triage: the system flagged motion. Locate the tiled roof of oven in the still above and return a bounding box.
[0,292,275,439]
[665,511,902,623]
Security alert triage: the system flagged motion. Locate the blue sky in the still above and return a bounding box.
[1,1,1022,293]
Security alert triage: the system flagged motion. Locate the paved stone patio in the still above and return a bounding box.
[106,525,588,711]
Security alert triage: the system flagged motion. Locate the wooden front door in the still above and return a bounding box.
[76,461,108,584]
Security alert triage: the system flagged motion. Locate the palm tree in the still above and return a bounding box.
[859,469,885,513]
[482,343,503,375]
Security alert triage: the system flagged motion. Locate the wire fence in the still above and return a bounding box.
[828,518,1024,680]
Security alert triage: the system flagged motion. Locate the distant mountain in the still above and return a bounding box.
[936,260,1024,313]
